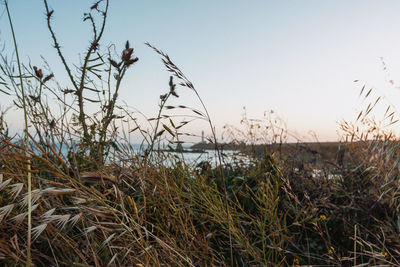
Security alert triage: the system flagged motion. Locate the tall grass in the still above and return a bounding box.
[4,1,33,265]
[0,1,400,266]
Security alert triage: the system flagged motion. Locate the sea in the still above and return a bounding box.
[54,142,247,167]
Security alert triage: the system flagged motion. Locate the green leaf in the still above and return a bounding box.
[192,109,204,116]
[88,53,104,63]
[87,68,102,79]
[0,87,10,95]
[129,126,139,133]
[87,62,104,70]
[83,86,101,93]
[83,97,101,103]
[169,118,176,129]
[156,129,165,137]
[13,100,22,108]
[162,124,175,137]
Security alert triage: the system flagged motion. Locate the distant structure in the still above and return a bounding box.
[201,131,205,144]
[176,142,183,152]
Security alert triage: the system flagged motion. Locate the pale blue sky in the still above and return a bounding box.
[2,1,400,142]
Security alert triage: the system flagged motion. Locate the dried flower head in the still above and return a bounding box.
[121,41,138,67]
[122,47,133,62]
[33,66,43,79]
[91,1,101,10]
[125,57,139,66]
[43,73,54,83]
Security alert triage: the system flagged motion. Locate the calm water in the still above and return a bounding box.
[129,144,245,166]
[57,142,247,167]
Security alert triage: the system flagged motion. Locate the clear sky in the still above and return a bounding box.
[2,0,400,142]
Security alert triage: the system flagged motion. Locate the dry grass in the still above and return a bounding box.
[1,136,400,266]
[0,1,400,266]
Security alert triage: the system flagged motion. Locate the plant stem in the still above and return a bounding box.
[147,91,171,157]
[4,1,32,266]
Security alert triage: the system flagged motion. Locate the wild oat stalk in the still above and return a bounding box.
[145,42,234,264]
[4,1,32,265]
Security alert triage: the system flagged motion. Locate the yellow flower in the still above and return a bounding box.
[381,251,388,256]
[328,246,335,254]
[319,214,327,220]
[293,258,300,265]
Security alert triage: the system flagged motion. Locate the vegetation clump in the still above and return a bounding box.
[0,1,399,266]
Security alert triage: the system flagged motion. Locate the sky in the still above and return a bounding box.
[2,0,400,143]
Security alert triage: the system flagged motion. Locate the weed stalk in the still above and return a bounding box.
[4,1,32,265]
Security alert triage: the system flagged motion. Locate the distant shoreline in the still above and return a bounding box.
[157,148,207,154]
[190,141,346,151]
[190,141,352,166]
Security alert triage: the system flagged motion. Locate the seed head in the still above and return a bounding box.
[125,57,139,67]
[169,76,178,97]
[121,41,138,67]
[122,47,134,62]
[43,73,54,83]
[33,66,43,79]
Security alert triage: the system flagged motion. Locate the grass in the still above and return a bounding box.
[1,1,400,266]
[4,1,33,265]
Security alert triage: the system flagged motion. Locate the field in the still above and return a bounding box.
[1,1,400,266]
